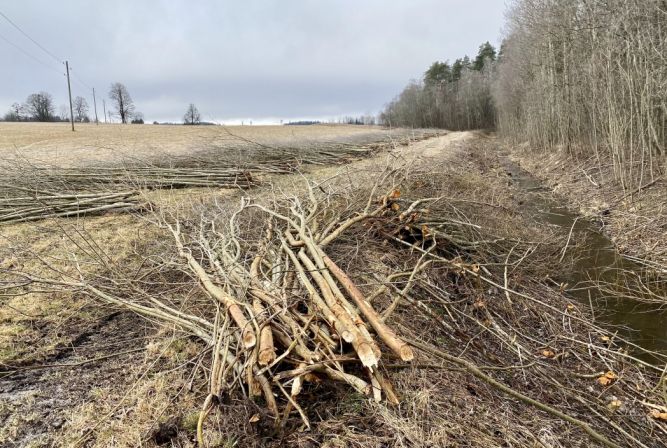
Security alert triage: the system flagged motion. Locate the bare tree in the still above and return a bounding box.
[3,103,25,121]
[381,43,496,130]
[183,103,201,125]
[72,96,90,122]
[58,105,70,122]
[493,0,666,190]
[131,112,144,124]
[108,83,135,124]
[24,92,55,122]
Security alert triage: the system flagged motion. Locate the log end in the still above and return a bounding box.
[400,345,415,362]
[258,349,276,366]
[340,330,354,343]
[357,343,379,369]
[243,330,257,349]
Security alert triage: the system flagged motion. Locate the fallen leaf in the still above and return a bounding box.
[649,409,667,421]
[421,224,431,237]
[541,349,555,358]
[566,303,576,310]
[607,399,622,411]
[597,371,617,386]
[473,299,486,309]
[249,413,260,423]
[391,202,400,211]
[304,372,322,384]
[600,335,611,343]
[389,189,401,199]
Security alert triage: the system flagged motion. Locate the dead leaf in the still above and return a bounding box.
[389,189,401,199]
[600,335,611,343]
[249,413,260,423]
[649,409,667,421]
[390,202,400,211]
[473,299,486,309]
[566,303,576,311]
[607,399,622,411]
[541,349,555,358]
[597,371,617,386]
[304,372,322,384]
[421,224,431,237]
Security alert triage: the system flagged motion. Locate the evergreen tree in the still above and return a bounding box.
[452,58,469,81]
[473,41,496,71]
[424,61,451,85]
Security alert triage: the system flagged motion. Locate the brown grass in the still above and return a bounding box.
[509,144,667,270]
[0,122,407,168]
[2,131,664,448]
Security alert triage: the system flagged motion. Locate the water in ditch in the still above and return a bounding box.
[503,160,667,362]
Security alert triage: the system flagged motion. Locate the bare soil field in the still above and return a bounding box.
[1,129,666,448]
[0,122,422,167]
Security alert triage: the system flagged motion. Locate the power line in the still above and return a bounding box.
[0,30,63,75]
[0,9,62,64]
[0,8,97,131]
[69,65,93,91]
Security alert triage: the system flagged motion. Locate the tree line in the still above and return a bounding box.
[382,0,666,189]
[494,0,665,190]
[3,83,206,126]
[3,92,88,123]
[380,42,497,130]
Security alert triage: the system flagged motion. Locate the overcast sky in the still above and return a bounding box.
[0,1,506,123]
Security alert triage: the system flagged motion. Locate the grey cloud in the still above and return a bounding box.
[0,1,505,122]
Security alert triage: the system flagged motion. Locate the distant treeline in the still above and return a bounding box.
[153,121,218,126]
[2,83,145,124]
[382,0,666,189]
[285,120,321,126]
[3,92,83,123]
[285,116,376,126]
[380,42,496,131]
[337,115,376,125]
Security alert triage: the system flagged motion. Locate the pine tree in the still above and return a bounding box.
[473,42,496,71]
[424,61,452,85]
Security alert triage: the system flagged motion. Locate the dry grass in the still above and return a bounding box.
[0,122,413,168]
[509,144,667,270]
[0,125,430,447]
[0,214,154,366]
[2,130,665,448]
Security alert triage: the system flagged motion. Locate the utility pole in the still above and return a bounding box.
[92,88,99,125]
[65,61,75,131]
[103,99,107,123]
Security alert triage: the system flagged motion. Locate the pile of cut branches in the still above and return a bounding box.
[1,166,258,194]
[168,129,445,173]
[0,188,140,224]
[5,149,666,447]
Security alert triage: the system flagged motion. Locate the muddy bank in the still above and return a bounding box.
[506,143,667,272]
[501,158,667,357]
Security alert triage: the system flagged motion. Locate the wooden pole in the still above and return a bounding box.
[65,60,74,131]
[92,88,99,125]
